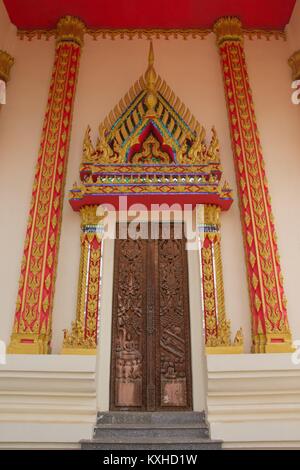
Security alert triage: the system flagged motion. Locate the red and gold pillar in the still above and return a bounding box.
[8,16,85,354]
[214,17,293,353]
[61,206,103,355]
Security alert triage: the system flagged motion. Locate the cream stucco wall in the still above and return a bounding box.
[287,0,300,51]
[0,37,55,346]
[0,0,16,53]
[0,24,300,354]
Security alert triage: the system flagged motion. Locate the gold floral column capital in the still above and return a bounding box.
[80,205,104,228]
[0,50,14,82]
[56,16,86,46]
[213,16,243,46]
[288,50,300,81]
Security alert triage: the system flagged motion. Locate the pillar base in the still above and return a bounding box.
[252,334,295,354]
[7,333,50,354]
[264,343,295,354]
[206,345,244,355]
[61,347,96,355]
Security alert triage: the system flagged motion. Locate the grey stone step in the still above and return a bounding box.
[93,423,209,439]
[81,437,222,451]
[97,411,206,425]
[82,411,221,450]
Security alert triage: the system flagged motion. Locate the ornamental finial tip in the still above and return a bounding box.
[144,40,157,111]
[145,40,157,91]
[148,40,154,67]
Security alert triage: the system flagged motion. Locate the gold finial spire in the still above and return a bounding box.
[148,40,154,66]
[145,41,158,112]
[145,41,156,88]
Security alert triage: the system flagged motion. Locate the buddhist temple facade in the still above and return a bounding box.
[0,0,300,449]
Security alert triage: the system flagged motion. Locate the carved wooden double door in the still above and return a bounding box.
[110,224,193,411]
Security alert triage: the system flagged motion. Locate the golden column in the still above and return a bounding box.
[214,17,293,353]
[288,50,300,81]
[62,206,103,355]
[198,205,243,354]
[8,16,85,354]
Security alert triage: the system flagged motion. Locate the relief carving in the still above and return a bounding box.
[111,225,192,411]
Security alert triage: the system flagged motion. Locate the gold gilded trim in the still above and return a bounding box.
[17,28,286,42]
[202,205,244,354]
[61,210,103,354]
[244,29,286,41]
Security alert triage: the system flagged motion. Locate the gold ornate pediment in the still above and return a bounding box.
[70,42,233,212]
[81,42,221,167]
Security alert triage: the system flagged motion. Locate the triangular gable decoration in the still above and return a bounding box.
[70,42,233,211]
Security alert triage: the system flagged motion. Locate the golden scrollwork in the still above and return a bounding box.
[96,124,117,163]
[56,16,86,47]
[214,235,231,342]
[131,134,171,164]
[82,124,124,164]
[201,242,218,347]
[62,321,96,354]
[175,126,220,165]
[288,50,300,81]
[202,204,244,354]
[207,127,220,162]
[61,235,90,354]
[85,242,101,341]
[0,50,14,82]
[61,224,103,354]
[17,28,286,43]
[186,125,207,163]
[82,126,96,161]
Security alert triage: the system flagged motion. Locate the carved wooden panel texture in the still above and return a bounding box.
[110,224,192,411]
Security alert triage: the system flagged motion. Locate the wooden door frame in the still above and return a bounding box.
[109,222,193,412]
